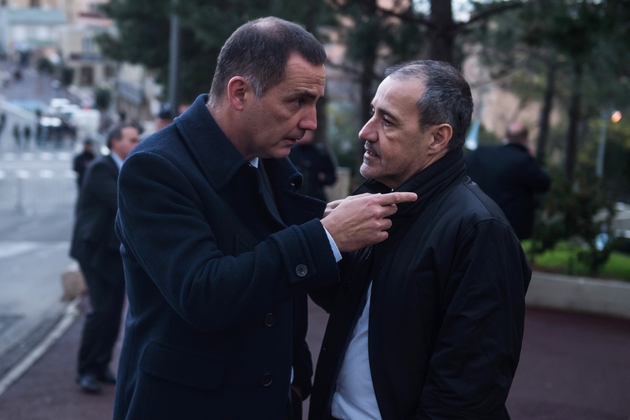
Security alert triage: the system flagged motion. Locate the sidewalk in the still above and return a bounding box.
[0,297,118,420]
[1,295,630,419]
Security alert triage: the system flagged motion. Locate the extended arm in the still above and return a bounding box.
[116,151,340,334]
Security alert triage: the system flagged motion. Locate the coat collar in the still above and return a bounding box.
[173,94,250,190]
[355,148,467,221]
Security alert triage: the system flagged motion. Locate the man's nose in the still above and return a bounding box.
[358,118,377,142]
[298,107,318,131]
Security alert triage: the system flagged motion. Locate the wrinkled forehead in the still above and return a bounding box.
[373,77,424,114]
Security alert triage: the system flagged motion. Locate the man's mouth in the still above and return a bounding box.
[365,147,380,158]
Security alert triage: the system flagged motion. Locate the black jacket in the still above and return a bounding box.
[70,154,122,284]
[310,149,531,419]
[289,143,337,201]
[465,143,550,240]
[113,95,340,420]
[73,150,96,187]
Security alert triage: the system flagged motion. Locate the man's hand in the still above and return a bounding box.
[323,199,343,218]
[322,192,417,252]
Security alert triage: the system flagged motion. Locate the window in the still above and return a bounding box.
[80,66,94,86]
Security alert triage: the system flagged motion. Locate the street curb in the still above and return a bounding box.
[0,297,80,397]
[526,271,630,320]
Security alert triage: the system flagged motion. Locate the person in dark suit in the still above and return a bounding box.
[309,61,531,419]
[70,123,140,394]
[465,122,551,240]
[289,130,337,201]
[113,17,416,420]
[72,139,96,189]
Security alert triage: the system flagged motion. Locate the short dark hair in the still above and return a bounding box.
[385,60,473,150]
[157,104,173,120]
[208,17,326,106]
[506,125,528,143]
[106,123,138,149]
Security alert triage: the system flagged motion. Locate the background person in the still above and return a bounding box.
[12,123,20,148]
[72,139,96,189]
[466,122,551,240]
[310,60,531,420]
[70,123,140,394]
[289,130,337,201]
[154,103,174,131]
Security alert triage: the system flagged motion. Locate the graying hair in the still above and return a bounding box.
[385,60,473,150]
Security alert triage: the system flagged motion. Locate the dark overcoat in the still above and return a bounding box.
[465,143,551,240]
[70,154,123,282]
[113,95,339,420]
[310,150,531,419]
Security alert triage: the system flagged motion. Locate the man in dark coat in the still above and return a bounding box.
[113,17,415,420]
[70,123,140,394]
[289,130,337,201]
[72,139,96,188]
[309,61,531,420]
[465,122,551,240]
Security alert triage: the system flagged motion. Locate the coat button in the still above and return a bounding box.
[296,264,308,277]
[260,373,273,386]
[264,313,275,327]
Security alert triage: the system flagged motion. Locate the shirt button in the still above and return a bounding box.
[296,264,308,277]
[335,385,341,392]
[260,373,273,387]
[264,313,275,327]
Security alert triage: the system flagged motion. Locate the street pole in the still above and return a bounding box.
[596,110,607,179]
[596,110,623,179]
[168,0,180,118]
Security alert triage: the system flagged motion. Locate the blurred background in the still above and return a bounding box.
[0,0,629,419]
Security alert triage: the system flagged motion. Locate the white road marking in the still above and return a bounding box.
[0,242,40,259]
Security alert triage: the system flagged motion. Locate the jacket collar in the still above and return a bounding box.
[173,94,250,190]
[355,148,467,221]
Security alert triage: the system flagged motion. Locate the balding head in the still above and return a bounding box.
[506,122,528,145]
[208,17,326,108]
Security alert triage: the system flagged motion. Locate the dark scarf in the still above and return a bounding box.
[354,148,467,238]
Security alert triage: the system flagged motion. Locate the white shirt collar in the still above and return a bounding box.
[110,151,124,170]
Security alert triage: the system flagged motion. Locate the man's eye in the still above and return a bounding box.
[383,118,392,126]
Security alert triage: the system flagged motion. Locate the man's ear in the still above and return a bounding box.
[428,123,453,154]
[226,77,251,111]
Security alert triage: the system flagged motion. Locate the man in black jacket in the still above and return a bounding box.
[310,61,531,420]
[70,123,139,394]
[72,139,96,189]
[466,122,551,240]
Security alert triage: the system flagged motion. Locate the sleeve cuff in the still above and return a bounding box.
[323,226,342,262]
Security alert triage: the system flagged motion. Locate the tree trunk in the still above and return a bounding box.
[353,53,376,188]
[536,58,555,165]
[565,61,582,183]
[314,95,328,145]
[428,0,456,63]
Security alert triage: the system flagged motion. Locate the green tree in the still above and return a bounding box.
[478,0,630,180]
[95,0,333,105]
[326,0,523,184]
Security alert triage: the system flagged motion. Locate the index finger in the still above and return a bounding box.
[373,192,417,205]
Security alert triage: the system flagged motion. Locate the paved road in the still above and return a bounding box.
[0,297,629,419]
[0,147,77,386]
